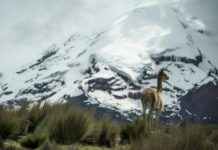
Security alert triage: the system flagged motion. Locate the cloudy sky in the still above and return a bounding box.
[0,0,144,72]
[0,0,217,73]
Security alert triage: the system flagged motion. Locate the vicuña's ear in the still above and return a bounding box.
[159,68,164,72]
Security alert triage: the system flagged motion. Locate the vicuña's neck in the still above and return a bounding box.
[157,76,162,93]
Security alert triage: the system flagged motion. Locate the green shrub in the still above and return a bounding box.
[0,136,3,149]
[48,106,94,144]
[174,126,206,150]
[209,129,218,145]
[3,140,24,150]
[130,137,172,150]
[2,102,218,150]
[121,117,151,142]
[25,104,50,133]
[39,139,60,150]
[19,134,45,149]
[0,108,20,139]
[97,118,120,147]
[128,124,218,150]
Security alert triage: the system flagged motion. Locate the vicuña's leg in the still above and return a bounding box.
[149,99,156,126]
[143,104,146,120]
[154,108,161,128]
[155,100,163,123]
[148,107,153,126]
[143,106,149,125]
[141,99,147,120]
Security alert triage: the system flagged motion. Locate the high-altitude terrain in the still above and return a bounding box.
[1,2,218,123]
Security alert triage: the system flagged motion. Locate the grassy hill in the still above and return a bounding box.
[0,102,218,150]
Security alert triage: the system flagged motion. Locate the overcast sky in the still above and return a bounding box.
[0,0,217,73]
[0,0,144,72]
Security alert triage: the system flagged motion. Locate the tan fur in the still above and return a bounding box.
[141,68,169,121]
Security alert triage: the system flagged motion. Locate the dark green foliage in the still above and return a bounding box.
[4,146,17,150]
[40,139,60,150]
[48,106,93,144]
[121,117,151,142]
[209,129,218,145]
[129,124,218,150]
[19,134,45,149]
[174,126,206,150]
[0,108,20,139]
[97,118,120,147]
[0,136,3,149]
[1,103,218,150]
[25,103,51,133]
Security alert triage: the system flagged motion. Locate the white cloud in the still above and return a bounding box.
[0,0,142,72]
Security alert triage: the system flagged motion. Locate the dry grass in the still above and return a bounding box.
[128,123,218,150]
[0,103,218,150]
[0,103,121,149]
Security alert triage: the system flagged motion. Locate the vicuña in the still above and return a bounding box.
[141,68,169,123]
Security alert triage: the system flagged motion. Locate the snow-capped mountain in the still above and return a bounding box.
[1,2,218,123]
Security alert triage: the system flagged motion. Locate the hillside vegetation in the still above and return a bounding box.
[0,103,218,150]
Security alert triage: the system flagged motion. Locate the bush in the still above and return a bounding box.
[97,118,120,147]
[48,105,94,144]
[0,108,20,139]
[41,105,121,147]
[40,139,60,150]
[0,103,122,147]
[2,102,218,150]
[3,140,24,150]
[174,128,206,150]
[19,134,45,149]
[0,136,3,149]
[121,117,151,143]
[25,103,50,133]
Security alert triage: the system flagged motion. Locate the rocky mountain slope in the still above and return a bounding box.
[0,2,218,123]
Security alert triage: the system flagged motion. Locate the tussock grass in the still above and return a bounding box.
[121,117,151,143]
[0,103,218,150]
[47,105,95,144]
[129,123,218,150]
[96,118,120,147]
[19,133,46,149]
[0,103,121,148]
[25,103,51,133]
[0,107,21,140]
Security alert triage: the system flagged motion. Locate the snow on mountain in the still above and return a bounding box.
[0,2,217,123]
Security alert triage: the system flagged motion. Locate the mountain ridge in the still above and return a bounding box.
[0,3,218,123]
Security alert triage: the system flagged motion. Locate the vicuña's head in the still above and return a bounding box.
[158,68,169,81]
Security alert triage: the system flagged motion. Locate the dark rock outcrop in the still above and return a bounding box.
[179,81,218,124]
[16,46,58,74]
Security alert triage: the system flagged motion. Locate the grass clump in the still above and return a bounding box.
[121,117,151,143]
[19,133,46,149]
[0,107,21,140]
[173,126,206,150]
[24,103,51,133]
[96,118,121,147]
[129,123,218,150]
[48,105,94,144]
[3,140,24,150]
[1,102,218,150]
[39,139,60,150]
